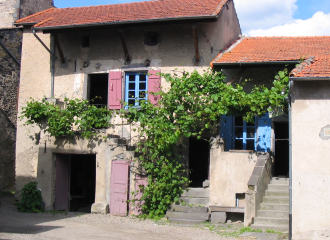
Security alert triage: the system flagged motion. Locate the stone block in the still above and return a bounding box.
[211,212,227,224]
[203,180,210,188]
[91,202,109,214]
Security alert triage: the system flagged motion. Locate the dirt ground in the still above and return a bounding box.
[0,194,285,240]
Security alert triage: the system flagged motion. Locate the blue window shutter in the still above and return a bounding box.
[220,115,233,151]
[257,113,271,152]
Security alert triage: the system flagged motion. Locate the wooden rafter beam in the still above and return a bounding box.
[118,30,131,63]
[54,34,65,64]
[192,24,200,66]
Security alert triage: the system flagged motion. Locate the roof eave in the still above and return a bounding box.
[290,76,330,81]
[213,60,300,67]
[32,15,217,31]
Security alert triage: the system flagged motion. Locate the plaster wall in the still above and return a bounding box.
[200,0,241,53]
[16,28,52,194]
[16,16,240,209]
[291,81,330,239]
[210,143,257,206]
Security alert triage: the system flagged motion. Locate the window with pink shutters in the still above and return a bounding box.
[147,70,161,105]
[108,71,122,109]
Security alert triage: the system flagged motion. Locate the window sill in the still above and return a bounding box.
[229,150,255,153]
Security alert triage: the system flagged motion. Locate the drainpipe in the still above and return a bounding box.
[288,80,294,240]
[33,29,56,97]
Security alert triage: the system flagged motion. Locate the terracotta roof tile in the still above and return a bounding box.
[213,36,330,78]
[15,0,228,29]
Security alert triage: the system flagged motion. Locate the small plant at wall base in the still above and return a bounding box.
[124,68,289,218]
[17,181,43,213]
[20,97,114,139]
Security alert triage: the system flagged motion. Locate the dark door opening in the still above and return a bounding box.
[88,74,108,107]
[70,154,96,213]
[274,122,289,177]
[54,154,96,213]
[189,137,209,187]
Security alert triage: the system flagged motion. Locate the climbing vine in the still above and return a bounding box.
[21,97,113,139]
[124,68,289,217]
[20,68,289,218]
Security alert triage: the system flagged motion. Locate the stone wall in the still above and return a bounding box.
[19,0,53,19]
[0,0,53,28]
[0,109,16,192]
[0,28,21,192]
[0,0,19,28]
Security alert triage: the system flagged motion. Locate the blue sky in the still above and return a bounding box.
[54,0,330,36]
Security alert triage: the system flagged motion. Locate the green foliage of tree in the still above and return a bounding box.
[18,181,43,213]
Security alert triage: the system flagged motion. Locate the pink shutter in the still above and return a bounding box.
[108,71,122,109]
[148,70,161,105]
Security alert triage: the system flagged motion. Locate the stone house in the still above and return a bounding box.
[0,0,53,192]
[14,0,241,215]
[211,36,330,239]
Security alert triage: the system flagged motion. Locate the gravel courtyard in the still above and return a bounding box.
[0,194,284,240]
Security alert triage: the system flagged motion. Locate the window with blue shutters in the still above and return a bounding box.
[125,72,148,109]
[220,114,271,152]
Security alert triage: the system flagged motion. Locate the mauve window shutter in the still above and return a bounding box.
[108,71,122,109]
[148,70,161,105]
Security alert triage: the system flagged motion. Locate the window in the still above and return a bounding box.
[220,114,271,152]
[125,72,148,109]
[87,74,108,107]
[80,36,90,48]
[233,116,256,150]
[108,70,160,110]
[144,32,160,46]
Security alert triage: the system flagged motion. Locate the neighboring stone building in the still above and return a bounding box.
[0,0,53,192]
[14,0,241,214]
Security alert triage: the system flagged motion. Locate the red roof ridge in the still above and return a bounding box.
[213,0,229,15]
[33,17,54,28]
[15,7,56,24]
[210,35,245,67]
[290,57,315,77]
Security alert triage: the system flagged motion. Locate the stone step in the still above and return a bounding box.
[257,210,289,218]
[166,211,210,221]
[267,184,289,191]
[169,205,208,213]
[167,218,208,225]
[180,197,209,206]
[251,224,289,233]
[265,190,289,197]
[181,188,209,198]
[262,196,289,204]
[254,217,289,225]
[270,178,289,185]
[259,203,289,211]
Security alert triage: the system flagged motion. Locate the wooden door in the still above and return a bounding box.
[110,160,129,216]
[55,154,70,211]
[134,174,148,215]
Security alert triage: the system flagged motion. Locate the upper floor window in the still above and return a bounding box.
[107,70,161,110]
[125,72,148,109]
[144,32,160,46]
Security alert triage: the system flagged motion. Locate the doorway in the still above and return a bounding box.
[55,154,96,213]
[189,137,209,187]
[274,122,289,177]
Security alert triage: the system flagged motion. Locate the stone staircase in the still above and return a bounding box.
[166,188,210,224]
[251,177,289,233]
